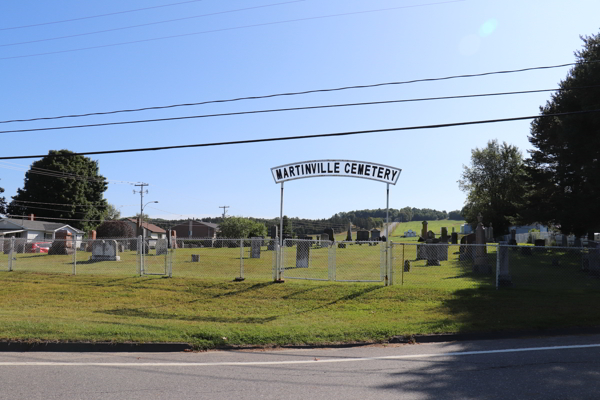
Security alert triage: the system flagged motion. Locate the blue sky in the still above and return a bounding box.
[1,0,599,221]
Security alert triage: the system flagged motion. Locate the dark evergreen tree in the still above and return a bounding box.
[7,150,108,231]
[525,32,600,236]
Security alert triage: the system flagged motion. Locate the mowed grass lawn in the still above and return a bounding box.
[2,242,600,348]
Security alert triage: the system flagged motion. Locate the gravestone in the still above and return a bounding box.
[421,221,428,240]
[270,225,278,239]
[357,231,370,242]
[50,230,74,255]
[266,239,275,251]
[251,237,261,258]
[283,235,293,247]
[370,229,380,241]
[170,230,178,249]
[497,242,512,287]
[451,232,458,245]
[574,237,582,248]
[473,214,490,273]
[404,260,411,272]
[86,230,96,251]
[323,228,334,243]
[441,227,448,243]
[459,233,476,261]
[509,229,517,246]
[588,231,596,241]
[437,242,449,261]
[427,230,435,240]
[338,243,346,248]
[191,254,199,262]
[534,239,545,247]
[296,241,310,268]
[561,234,568,247]
[90,240,120,261]
[156,239,168,255]
[346,222,353,241]
[425,241,441,266]
[588,245,600,276]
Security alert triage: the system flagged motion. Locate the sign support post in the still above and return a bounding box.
[270,160,401,285]
[276,181,285,282]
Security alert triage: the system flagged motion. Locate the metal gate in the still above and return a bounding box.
[280,239,392,284]
[141,238,172,276]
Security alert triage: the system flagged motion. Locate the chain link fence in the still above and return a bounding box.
[3,236,600,292]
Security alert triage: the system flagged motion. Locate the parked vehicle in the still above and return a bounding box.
[30,242,51,253]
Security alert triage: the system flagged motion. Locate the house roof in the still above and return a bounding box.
[0,218,84,234]
[124,218,166,233]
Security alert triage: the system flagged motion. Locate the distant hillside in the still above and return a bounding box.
[147,207,463,236]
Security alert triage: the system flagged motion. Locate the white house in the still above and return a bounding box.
[0,217,84,248]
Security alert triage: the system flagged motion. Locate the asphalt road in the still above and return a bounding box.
[2,334,600,400]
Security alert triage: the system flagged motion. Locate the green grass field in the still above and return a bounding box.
[2,240,600,348]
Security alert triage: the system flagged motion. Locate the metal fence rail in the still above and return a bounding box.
[3,236,600,291]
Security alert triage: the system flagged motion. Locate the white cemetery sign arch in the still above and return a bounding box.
[271,159,401,247]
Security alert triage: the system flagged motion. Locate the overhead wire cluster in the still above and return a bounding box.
[2,1,598,223]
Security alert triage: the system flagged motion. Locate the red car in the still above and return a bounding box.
[30,242,51,253]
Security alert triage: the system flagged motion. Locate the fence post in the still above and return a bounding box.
[72,235,77,275]
[167,246,173,278]
[380,242,386,284]
[8,237,15,272]
[235,238,245,282]
[387,241,394,286]
[328,241,337,281]
[401,243,405,285]
[495,244,500,289]
[137,235,143,276]
[272,241,279,281]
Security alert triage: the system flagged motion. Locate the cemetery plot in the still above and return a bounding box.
[281,240,329,281]
[170,239,274,281]
[334,241,384,282]
[396,244,496,290]
[503,246,600,291]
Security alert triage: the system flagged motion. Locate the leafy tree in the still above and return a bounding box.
[448,210,463,220]
[103,204,121,220]
[96,221,134,238]
[6,150,108,231]
[525,32,600,236]
[0,184,6,215]
[217,217,267,238]
[459,140,526,236]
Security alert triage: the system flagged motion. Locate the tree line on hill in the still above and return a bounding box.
[143,207,464,238]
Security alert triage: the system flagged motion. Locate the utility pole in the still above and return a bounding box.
[219,206,229,220]
[134,183,149,235]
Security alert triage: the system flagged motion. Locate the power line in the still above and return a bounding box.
[0,160,139,185]
[3,85,600,135]
[0,0,207,31]
[0,1,304,48]
[1,108,598,160]
[2,63,596,126]
[4,214,126,223]
[10,200,135,208]
[0,0,465,60]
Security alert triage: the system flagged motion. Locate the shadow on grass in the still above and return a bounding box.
[211,282,275,298]
[99,307,278,324]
